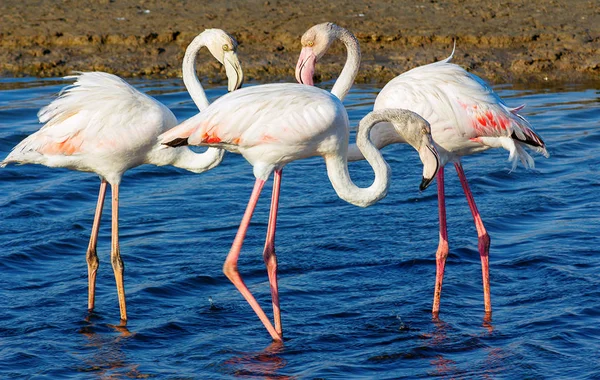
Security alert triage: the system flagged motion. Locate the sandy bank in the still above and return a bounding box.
[1,0,598,85]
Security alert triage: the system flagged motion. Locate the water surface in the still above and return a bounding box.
[0,78,599,378]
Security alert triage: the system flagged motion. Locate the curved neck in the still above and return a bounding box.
[347,121,407,162]
[330,27,361,101]
[324,114,390,208]
[182,34,210,111]
[148,145,224,173]
[177,33,226,173]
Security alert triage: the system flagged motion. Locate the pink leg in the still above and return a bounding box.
[223,179,283,342]
[454,162,492,313]
[110,183,128,323]
[432,167,449,316]
[87,179,107,312]
[263,169,282,336]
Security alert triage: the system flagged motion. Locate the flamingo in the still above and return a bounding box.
[296,26,549,316]
[159,84,440,341]
[1,29,244,324]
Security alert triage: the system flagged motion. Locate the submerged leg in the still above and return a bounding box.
[432,167,449,316]
[110,183,127,323]
[263,169,283,336]
[87,179,107,312]
[454,162,491,314]
[223,179,282,342]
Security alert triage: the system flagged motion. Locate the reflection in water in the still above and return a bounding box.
[427,314,499,377]
[483,311,493,334]
[426,317,456,377]
[76,317,144,379]
[429,316,451,346]
[430,355,459,377]
[224,341,295,379]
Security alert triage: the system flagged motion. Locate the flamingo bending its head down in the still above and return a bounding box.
[296,26,549,316]
[160,82,440,341]
[1,28,243,324]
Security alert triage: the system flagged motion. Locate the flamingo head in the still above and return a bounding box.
[387,110,440,191]
[203,29,244,92]
[413,120,440,191]
[295,23,339,85]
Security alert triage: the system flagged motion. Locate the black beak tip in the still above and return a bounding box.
[229,83,243,93]
[229,74,244,92]
[420,176,434,191]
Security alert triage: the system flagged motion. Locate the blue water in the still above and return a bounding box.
[0,77,599,379]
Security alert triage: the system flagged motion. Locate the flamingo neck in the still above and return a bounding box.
[171,146,224,173]
[330,27,361,102]
[324,112,391,208]
[182,34,210,111]
[172,33,225,172]
[149,145,225,173]
[347,121,407,162]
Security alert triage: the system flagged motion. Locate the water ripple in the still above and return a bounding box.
[0,80,599,378]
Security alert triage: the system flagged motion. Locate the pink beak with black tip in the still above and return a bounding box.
[295,47,317,86]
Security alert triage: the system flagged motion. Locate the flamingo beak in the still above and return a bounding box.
[295,47,316,86]
[224,51,244,92]
[418,142,440,191]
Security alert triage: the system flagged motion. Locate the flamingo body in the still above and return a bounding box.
[4,72,178,184]
[369,54,548,315]
[160,81,440,341]
[1,28,244,323]
[294,23,548,317]
[373,56,548,166]
[161,83,349,180]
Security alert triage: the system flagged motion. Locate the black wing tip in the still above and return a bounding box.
[163,137,189,148]
[511,130,545,149]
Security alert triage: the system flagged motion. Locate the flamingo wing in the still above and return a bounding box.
[376,59,547,167]
[162,83,344,151]
[4,72,174,164]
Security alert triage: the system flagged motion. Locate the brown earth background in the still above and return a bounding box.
[1,0,598,85]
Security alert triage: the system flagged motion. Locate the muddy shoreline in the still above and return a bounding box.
[1,0,598,85]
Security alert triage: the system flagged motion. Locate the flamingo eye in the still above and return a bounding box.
[307,41,314,47]
[222,44,229,51]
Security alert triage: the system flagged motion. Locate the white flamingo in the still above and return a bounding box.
[159,82,440,341]
[1,29,244,323]
[296,24,549,316]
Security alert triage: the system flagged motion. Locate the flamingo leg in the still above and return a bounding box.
[223,179,283,342]
[432,167,449,316]
[454,162,492,313]
[86,179,107,312]
[263,169,282,336]
[110,183,127,323]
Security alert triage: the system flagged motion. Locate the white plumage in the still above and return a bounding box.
[160,80,440,342]
[294,23,549,316]
[368,54,549,315]
[373,53,548,169]
[4,72,178,183]
[161,83,348,179]
[1,28,243,324]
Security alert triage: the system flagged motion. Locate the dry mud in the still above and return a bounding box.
[0,0,598,85]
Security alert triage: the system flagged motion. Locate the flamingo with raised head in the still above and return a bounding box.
[296,25,548,316]
[160,84,440,341]
[1,29,244,324]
